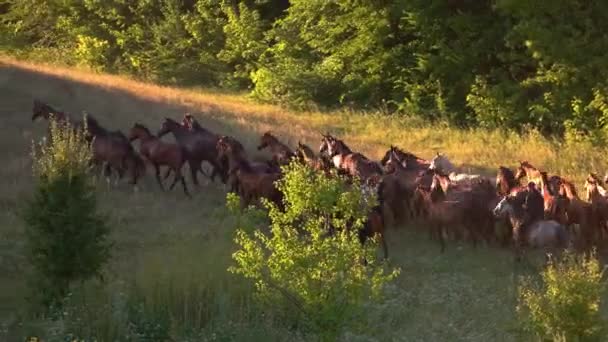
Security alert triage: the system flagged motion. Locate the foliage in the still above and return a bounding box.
[23,118,111,309]
[4,1,608,132]
[228,162,399,338]
[517,250,606,341]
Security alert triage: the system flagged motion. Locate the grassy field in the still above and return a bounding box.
[0,56,607,341]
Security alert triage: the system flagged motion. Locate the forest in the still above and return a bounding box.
[2,0,608,138]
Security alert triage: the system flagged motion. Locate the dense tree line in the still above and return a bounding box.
[2,0,608,137]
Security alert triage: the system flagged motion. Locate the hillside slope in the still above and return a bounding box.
[0,57,605,341]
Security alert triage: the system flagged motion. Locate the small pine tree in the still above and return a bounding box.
[228,162,399,338]
[23,117,111,309]
[518,250,606,341]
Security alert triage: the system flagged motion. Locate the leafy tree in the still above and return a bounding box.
[23,118,111,309]
[228,162,399,338]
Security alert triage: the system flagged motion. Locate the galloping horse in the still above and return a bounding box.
[319,133,383,182]
[217,138,283,210]
[380,146,430,171]
[129,123,190,196]
[158,117,224,185]
[257,132,295,167]
[31,99,73,125]
[85,114,143,185]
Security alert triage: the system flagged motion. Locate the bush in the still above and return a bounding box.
[517,250,606,341]
[228,162,400,339]
[23,118,111,309]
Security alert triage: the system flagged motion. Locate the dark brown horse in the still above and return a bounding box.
[129,123,190,196]
[85,115,143,185]
[217,137,283,209]
[158,117,224,185]
[31,99,72,124]
[381,146,421,224]
[431,173,496,246]
[319,133,383,182]
[380,145,430,171]
[257,132,294,167]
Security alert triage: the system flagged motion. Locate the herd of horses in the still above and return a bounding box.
[31,99,608,261]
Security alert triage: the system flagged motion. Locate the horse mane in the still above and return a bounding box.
[561,179,579,199]
[519,160,537,170]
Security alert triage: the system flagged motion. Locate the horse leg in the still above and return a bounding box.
[380,234,389,260]
[154,164,165,191]
[169,166,190,197]
[188,160,200,186]
[163,167,173,181]
[102,161,112,186]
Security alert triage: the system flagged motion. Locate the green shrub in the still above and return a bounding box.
[228,162,400,339]
[23,118,111,309]
[517,250,606,341]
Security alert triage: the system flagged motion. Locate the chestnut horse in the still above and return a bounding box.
[257,132,295,167]
[559,179,596,249]
[129,123,190,196]
[496,166,523,196]
[515,161,542,184]
[319,133,383,182]
[539,171,568,225]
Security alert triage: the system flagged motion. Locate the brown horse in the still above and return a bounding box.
[319,133,383,182]
[432,173,497,245]
[129,123,190,196]
[539,171,569,225]
[295,141,331,175]
[257,132,295,167]
[381,146,421,224]
[515,161,542,184]
[31,99,73,124]
[380,146,430,171]
[217,138,283,209]
[559,179,596,249]
[496,166,523,196]
[85,115,142,185]
[158,117,224,186]
[584,175,608,241]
